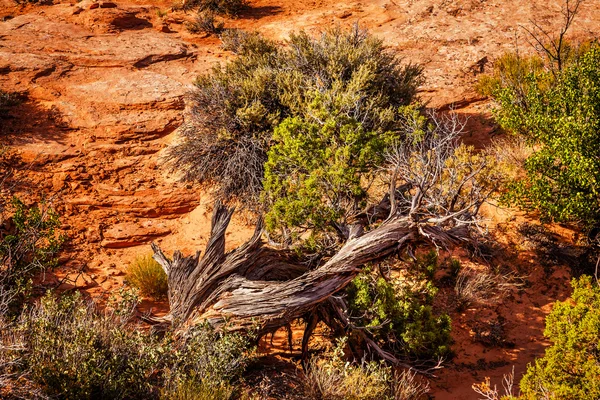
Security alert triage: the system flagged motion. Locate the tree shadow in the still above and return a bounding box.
[110,13,153,31]
[0,96,72,146]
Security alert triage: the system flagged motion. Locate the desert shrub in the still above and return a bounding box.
[303,338,429,400]
[519,275,600,399]
[126,254,168,300]
[488,43,600,227]
[0,197,63,311]
[180,0,247,15]
[345,253,451,361]
[454,266,522,311]
[186,11,224,34]
[263,110,397,239]
[16,291,162,400]
[220,29,276,55]
[167,25,422,210]
[0,291,252,400]
[163,321,252,391]
[475,53,546,98]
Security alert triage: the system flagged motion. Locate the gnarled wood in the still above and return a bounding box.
[152,111,499,364]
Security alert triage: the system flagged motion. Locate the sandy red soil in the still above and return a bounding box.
[1,0,599,397]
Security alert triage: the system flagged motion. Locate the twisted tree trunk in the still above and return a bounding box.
[151,201,465,337]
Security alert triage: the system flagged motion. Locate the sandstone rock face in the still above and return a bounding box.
[101,220,171,248]
[0,1,212,259]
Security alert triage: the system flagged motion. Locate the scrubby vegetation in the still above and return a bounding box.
[126,254,168,300]
[303,338,430,400]
[167,26,422,214]
[0,291,253,400]
[519,276,600,399]
[0,196,63,313]
[179,0,247,15]
[345,253,451,361]
[5,5,600,398]
[486,42,600,228]
[185,11,224,35]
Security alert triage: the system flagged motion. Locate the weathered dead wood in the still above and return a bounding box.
[151,110,499,365]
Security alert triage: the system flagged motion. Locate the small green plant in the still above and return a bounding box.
[519,275,600,399]
[0,197,63,311]
[156,9,168,18]
[19,292,162,400]
[1,291,253,400]
[126,254,168,300]
[345,254,451,361]
[487,43,600,227]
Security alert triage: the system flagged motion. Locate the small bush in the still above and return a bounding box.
[345,254,452,361]
[0,197,63,311]
[164,321,252,389]
[19,292,162,400]
[519,275,600,399]
[167,25,422,211]
[488,43,600,227]
[0,291,253,400]
[186,11,224,35]
[126,254,168,300]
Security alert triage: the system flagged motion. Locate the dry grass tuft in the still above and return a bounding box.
[126,255,168,300]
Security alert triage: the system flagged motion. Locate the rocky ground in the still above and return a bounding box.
[1,0,599,398]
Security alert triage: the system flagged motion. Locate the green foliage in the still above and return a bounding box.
[0,197,63,308]
[1,291,253,400]
[263,110,396,236]
[167,26,422,209]
[519,275,600,399]
[345,252,452,361]
[19,292,162,399]
[489,43,600,226]
[164,321,252,390]
[126,254,169,300]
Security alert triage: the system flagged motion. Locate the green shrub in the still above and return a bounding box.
[167,26,422,211]
[488,43,600,227]
[1,291,253,400]
[19,292,162,400]
[0,197,63,311]
[345,253,452,361]
[164,321,252,389]
[519,275,600,399]
[126,254,168,300]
